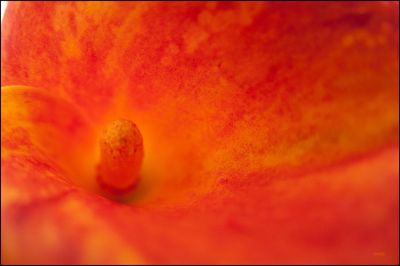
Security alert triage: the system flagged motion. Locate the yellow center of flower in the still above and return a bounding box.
[97,119,144,194]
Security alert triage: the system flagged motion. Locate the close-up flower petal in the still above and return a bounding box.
[1,1,399,265]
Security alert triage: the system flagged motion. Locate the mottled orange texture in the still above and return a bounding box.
[1,1,399,265]
[97,119,144,194]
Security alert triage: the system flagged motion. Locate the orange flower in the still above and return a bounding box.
[1,2,399,264]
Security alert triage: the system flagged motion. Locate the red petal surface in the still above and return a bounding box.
[1,2,399,264]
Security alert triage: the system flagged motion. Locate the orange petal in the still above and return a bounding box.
[1,1,399,264]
